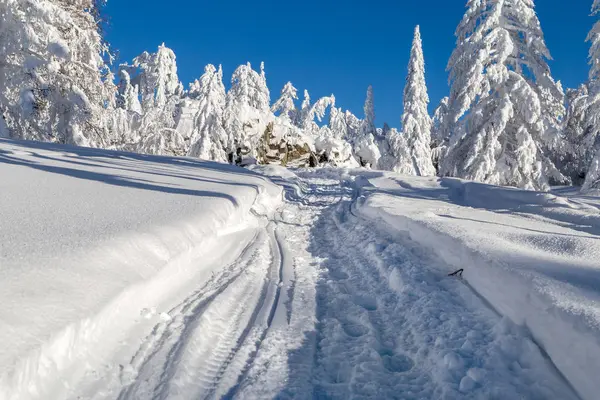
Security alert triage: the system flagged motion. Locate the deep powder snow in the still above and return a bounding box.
[1,140,599,399]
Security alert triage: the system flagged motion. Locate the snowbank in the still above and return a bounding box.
[355,173,600,400]
[0,139,281,399]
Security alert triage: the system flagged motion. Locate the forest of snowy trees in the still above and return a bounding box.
[4,0,600,192]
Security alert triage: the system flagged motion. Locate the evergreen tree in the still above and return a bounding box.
[431,97,450,148]
[353,86,381,167]
[272,82,298,122]
[223,63,272,155]
[117,69,142,114]
[441,0,566,190]
[329,105,348,140]
[402,25,435,176]
[360,85,376,138]
[188,65,228,161]
[0,0,113,145]
[129,44,183,110]
[581,0,600,191]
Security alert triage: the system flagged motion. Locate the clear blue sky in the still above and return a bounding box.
[103,0,593,128]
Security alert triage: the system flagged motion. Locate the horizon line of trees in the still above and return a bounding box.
[3,0,600,192]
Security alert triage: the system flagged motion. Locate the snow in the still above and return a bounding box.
[2,138,599,399]
[357,173,600,400]
[0,139,281,399]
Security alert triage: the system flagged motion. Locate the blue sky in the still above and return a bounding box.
[104,0,594,128]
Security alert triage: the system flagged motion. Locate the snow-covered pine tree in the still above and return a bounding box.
[346,86,381,168]
[431,97,450,172]
[382,128,414,174]
[581,0,600,191]
[401,25,435,176]
[296,90,312,130]
[360,85,376,138]
[441,0,566,190]
[353,86,381,168]
[188,64,228,161]
[120,44,185,155]
[223,63,272,156]
[329,105,348,140]
[272,82,298,122]
[117,69,142,114]
[431,97,450,148]
[0,0,113,145]
[130,44,183,111]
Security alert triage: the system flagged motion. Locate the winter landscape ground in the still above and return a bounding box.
[1,138,600,400]
[5,1,600,398]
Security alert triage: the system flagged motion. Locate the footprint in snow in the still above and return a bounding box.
[352,294,378,311]
[341,321,369,338]
[378,349,415,373]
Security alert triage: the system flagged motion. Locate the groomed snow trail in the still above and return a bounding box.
[23,166,580,399]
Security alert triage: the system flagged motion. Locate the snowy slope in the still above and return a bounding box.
[0,139,281,399]
[356,173,600,400]
[1,140,598,400]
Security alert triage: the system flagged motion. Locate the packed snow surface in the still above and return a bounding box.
[2,139,600,399]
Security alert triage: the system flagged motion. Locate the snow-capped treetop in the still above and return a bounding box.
[402,25,435,177]
[0,0,113,145]
[360,85,376,137]
[442,0,566,190]
[227,63,271,113]
[345,111,362,141]
[188,64,228,161]
[131,44,183,109]
[117,69,142,114]
[223,62,272,152]
[431,96,450,147]
[447,0,564,133]
[329,104,349,140]
[272,82,298,121]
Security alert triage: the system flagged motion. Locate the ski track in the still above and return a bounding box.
[67,169,579,400]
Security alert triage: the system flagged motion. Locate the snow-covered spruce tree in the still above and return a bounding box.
[441,0,566,191]
[431,97,450,172]
[381,128,414,174]
[120,44,185,156]
[353,86,381,168]
[401,26,435,176]
[117,70,142,115]
[272,82,298,123]
[187,64,228,162]
[308,96,356,166]
[581,0,600,191]
[131,44,183,110]
[0,0,113,145]
[223,63,271,157]
[431,97,450,148]
[329,105,348,140]
[361,85,376,138]
[296,90,312,130]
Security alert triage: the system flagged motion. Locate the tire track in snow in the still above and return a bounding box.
[116,227,271,400]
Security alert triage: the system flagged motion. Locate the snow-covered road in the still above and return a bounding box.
[2,140,598,399]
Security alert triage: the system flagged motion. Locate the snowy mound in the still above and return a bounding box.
[0,139,281,399]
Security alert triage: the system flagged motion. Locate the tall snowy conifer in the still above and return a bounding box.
[353,86,381,167]
[188,64,228,161]
[361,85,376,138]
[581,0,600,191]
[130,44,183,110]
[329,106,348,140]
[441,0,566,190]
[272,82,298,122]
[402,26,435,176]
[0,0,113,145]
[223,63,271,153]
